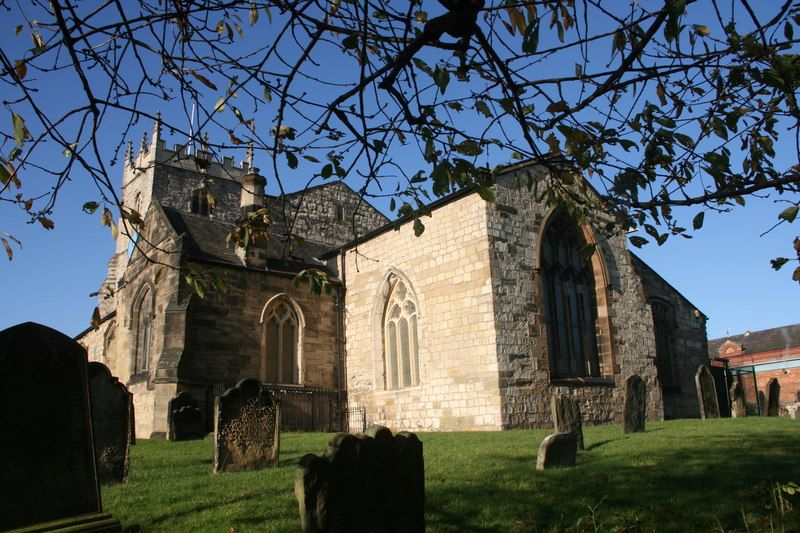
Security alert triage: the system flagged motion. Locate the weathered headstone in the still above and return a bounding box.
[87,361,132,484]
[536,432,577,470]
[551,394,584,450]
[168,391,205,441]
[295,425,424,532]
[695,365,720,419]
[787,403,800,420]
[0,322,120,531]
[213,378,281,473]
[766,378,781,417]
[622,374,646,434]
[729,381,746,418]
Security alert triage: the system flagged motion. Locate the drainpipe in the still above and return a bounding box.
[334,247,347,430]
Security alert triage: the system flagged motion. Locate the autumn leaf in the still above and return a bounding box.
[14,60,26,80]
[191,71,218,90]
[38,216,54,230]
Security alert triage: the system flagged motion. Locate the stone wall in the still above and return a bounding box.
[485,166,664,428]
[179,264,340,393]
[76,316,114,365]
[339,193,503,431]
[105,202,185,437]
[283,182,389,248]
[632,255,709,419]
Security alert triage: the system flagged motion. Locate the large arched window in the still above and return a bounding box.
[383,279,420,390]
[540,212,601,379]
[261,298,302,384]
[650,299,678,388]
[132,285,154,375]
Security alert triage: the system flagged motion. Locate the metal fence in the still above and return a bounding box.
[204,382,365,433]
[729,365,762,415]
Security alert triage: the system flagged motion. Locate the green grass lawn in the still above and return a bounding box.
[103,418,800,532]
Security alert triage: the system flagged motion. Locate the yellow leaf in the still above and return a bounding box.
[657,83,667,106]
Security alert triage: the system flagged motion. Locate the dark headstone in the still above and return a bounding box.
[295,425,424,533]
[622,374,646,434]
[551,394,584,450]
[766,378,781,417]
[168,391,205,441]
[87,362,132,484]
[0,322,120,531]
[129,399,137,445]
[536,432,577,470]
[730,381,746,418]
[213,378,280,473]
[695,365,720,419]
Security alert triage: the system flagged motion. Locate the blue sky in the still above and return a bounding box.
[1,1,798,340]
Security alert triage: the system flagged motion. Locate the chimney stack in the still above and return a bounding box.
[240,143,266,212]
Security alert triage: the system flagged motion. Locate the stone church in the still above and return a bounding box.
[78,118,709,438]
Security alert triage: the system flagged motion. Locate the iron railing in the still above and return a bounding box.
[204,382,366,433]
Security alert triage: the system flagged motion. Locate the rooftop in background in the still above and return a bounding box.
[708,323,800,358]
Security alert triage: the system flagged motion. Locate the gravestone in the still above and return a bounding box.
[766,378,781,417]
[695,365,720,419]
[87,361,132,484]
[787,403,800,420]
[130,399,137,445]
[622,374,646,434]
[295,425,424,532]
[729,381,746,418]
[168,391,205,441]
[0,322,120,531]
[214,378,281,473]
[536,432,577,470]
[551,394,584,450]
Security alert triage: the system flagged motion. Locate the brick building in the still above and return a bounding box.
[78,118,709,438]
[709,323,800,410]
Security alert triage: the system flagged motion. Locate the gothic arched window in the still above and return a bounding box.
[190,186,214,216]
[132,285,154,375]
[262,300,300,384]
[540,212,600,379]
[650,299,678,388]
[383,279,420,389]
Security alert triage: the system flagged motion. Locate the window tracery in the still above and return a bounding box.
[540,212,601,378]
[262,300,300,384]
[383,279,420,389]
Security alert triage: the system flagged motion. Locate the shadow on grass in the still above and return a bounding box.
[583,438,617,451]
[425,426,800,532]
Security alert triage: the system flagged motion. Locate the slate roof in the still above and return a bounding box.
[708,323,800,357]
[161,206,332,274]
